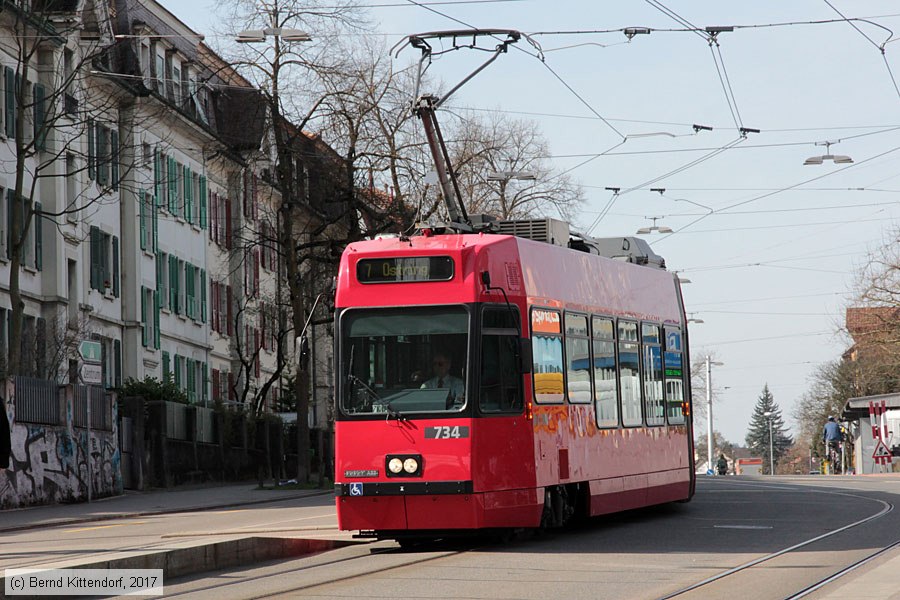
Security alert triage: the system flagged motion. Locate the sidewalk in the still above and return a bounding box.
[1,482,333,533]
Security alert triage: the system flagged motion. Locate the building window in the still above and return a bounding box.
[89,227,119,296]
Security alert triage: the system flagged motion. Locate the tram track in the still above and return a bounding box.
[659,483,895,600]
[162,539,478,599]
[161,479,900,599]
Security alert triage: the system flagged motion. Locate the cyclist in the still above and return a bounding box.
[823,416,843,473]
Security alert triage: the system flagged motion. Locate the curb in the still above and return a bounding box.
[4,489,334,534]
[0,536,357,599]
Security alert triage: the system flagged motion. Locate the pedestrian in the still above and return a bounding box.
[716,453,728,476]
[0,394,11,472]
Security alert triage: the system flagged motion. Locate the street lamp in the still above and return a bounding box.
[636,216,672,235]
[804,141,853,165]
[487,170,536,182]
[705,356,724,474]
[763,411,775,475]
[236,27,312,43]
[687,312,703,324]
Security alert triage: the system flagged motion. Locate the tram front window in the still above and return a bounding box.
[341,307,468,416]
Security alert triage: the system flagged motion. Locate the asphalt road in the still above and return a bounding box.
[156,476,900,600]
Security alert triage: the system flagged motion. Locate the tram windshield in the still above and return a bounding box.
[340,306,469,416]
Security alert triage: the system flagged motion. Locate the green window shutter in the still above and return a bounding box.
[168,157,177,213]
[153,149,161,205]
[202,362,208,404]
[169,255,181,315]
[111,129,119,190]
[6,189,13,258]
[112,235,119,297]
[199,175,207,229]
[139,191,147,250]
[4,67,15,138]
[34,84,46,150]
[97,126,109,185]
[87,118,95,180]
[186,263,195,319]
[169,254,177,312]
[162,351,170,381]
[152,193,159,251]
[200,268,207,323]
[34,202,42,270]
[187,359,195,403]
[141,286,148,347]
[114,339,122,388]
[154,290,161,349]
[89,225,100,289]
[174,355,182,388]
[183,165,192,222]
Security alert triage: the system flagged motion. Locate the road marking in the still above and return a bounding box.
[237,513,335,529]
[65,522,147,533]
[714,525,774,530]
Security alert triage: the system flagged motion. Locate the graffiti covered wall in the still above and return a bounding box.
[0,380,123,509]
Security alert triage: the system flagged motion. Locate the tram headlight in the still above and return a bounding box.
[385,454,423,477]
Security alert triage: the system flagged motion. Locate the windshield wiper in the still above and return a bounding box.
[348,373,406,421]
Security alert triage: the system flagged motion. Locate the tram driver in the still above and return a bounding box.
[420,351,465,406]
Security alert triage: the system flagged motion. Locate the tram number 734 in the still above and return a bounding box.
[425,425,470,439]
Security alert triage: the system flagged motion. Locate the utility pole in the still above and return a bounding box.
[706,356,713,473]
[705,355,724,474]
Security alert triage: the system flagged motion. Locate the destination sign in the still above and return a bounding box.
[357,256,454,283]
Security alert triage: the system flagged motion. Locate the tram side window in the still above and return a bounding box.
[619,321,642,426]
[480,306,523,413]
[565,313,591,404]
[664,326,686,424]
[642,323,665,426]
[531,308,564,404]
[592,316,618,428]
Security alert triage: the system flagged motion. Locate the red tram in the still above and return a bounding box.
[333,218,695,541]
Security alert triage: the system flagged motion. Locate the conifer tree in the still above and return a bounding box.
[745,384,793,474]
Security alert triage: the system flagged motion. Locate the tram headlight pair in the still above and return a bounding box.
[385,454,422,477]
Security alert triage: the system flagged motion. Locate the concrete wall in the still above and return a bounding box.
[0,380,122,509]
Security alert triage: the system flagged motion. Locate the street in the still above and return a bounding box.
[3,476,900,599]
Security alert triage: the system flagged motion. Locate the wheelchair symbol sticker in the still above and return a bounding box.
[349,483,363,496]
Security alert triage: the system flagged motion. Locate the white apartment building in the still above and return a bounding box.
[0,0,341,423]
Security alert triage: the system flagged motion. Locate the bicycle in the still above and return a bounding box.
[826,440,842,474]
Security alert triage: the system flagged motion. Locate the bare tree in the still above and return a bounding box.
[214,0,368,484]
[851,228,900,353]
[447,112,585,221]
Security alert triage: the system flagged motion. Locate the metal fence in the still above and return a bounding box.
[195,406,216,444]
[166,402,189,440]
[74,385,113,431]
[13,376,61,426]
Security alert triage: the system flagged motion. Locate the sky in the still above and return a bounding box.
[158,0,900,446]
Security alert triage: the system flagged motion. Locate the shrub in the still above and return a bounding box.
[120,376,189,405]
